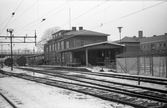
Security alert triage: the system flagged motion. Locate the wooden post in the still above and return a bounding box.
[151,56,154,76]
[144,57,146,73]
[85,48,88,67]
[149,56,152,75]
[60,52,62,66]
[137,56,140,85]
[166,56,167,78]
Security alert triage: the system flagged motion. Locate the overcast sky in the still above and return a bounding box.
[0,0,167,51]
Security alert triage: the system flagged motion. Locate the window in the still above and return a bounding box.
[147,44,149,48]
[61,41,64,50]
[59,32,61,36]
[46,47,48,52]
[151,44,155,49]
[52,44,54,51]
[80,40,85,46]
[55,43,57,51]
[66,41,69,49]
[159,43,162,47]
[49,44,51,52]
[58,42,60,50]
[62,53,64,62]
[157,43,159,47]
[164,43,166,47]
[97,40,102,43]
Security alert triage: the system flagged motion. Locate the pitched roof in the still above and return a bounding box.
[114,36,139,43]
[64,29,109,37]
[114,34,167,44]
[121,36,139,43]
[139,35,167,43]
[58,41,124,52]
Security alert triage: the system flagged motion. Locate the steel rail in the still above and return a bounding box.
[19,67,167,94]
[30,66,167,85]
[50,68,167,85]
[0,93,17,108]
[42,66,167,82]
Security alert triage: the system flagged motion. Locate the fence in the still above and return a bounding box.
[116,50,167,78]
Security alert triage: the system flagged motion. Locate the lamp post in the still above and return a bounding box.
[7,28,14,71]
[117,27,123,44]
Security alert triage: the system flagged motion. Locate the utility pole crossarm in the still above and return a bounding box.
[0,42,36,43]
[0,36,36,38]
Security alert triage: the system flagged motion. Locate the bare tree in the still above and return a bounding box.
[36,26,60,52]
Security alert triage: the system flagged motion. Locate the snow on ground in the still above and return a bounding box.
[0,67,131,108]
[5,65,167,90]
[85,66,167,90]
[0,93,13,108]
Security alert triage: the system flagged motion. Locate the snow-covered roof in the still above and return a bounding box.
[64,29,109,37]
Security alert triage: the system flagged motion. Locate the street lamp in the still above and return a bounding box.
[117,27,123,44]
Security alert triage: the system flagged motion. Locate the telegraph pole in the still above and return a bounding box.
[0,29,37,71]
[7,29,14,71]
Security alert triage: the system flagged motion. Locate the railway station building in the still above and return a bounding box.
[44,27,125,67]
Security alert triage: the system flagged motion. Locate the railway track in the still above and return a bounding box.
[18,67,167,93]
[0,92,17,108]
[1,68,167,108]
[40,66,167,85]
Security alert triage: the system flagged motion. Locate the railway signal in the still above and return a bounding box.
[0,29,37,71]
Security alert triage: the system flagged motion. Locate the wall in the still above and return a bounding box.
[74,36,107,47]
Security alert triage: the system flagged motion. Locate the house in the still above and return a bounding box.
[115,31,167,57]
[139,33,167,52]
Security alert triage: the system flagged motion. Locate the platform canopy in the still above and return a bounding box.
[58,41,125,53]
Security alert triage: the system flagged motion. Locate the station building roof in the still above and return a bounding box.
[64,29,109,37]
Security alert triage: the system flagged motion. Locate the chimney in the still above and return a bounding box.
[72,27,76,31]
[79,26,83,30]
[138,31,143,38]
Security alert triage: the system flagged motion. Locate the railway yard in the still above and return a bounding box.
[0,66,167,108]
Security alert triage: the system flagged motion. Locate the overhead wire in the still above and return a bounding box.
[0,14,14,35]
[60,0,108,28]
[56,1,167,39]
[0,15,11,27]
[14,1,69,35]
[8,0,38,27]
[0,0,24,35]
[77,0,122,26]
[102,1,167,27]
[14,0,25,13]
[34,0,81,31]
